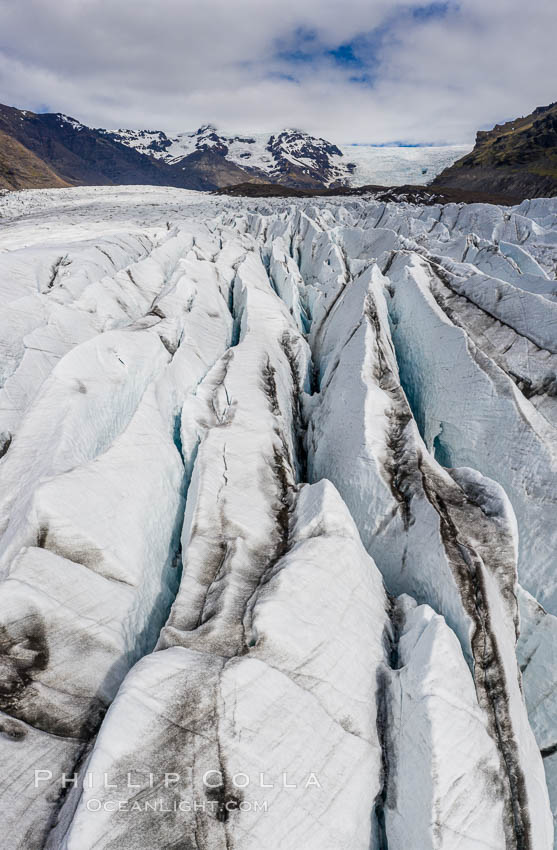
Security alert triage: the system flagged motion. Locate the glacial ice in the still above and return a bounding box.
[386,595,508,849]
[385,249,557,613]
[0,185,555,849]
[517,588,557,842]
[56,480,392,850]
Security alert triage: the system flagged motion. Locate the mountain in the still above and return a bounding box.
[433,101,557,200]
[0,184,556,849]
[101,123,355,188]
[0,104,355,191]
[99,123,352,186]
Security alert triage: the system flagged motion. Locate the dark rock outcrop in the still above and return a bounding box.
[433,102,557,201]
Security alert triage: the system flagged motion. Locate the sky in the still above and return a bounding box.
[0,0,556,145]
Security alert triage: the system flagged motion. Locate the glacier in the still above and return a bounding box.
[0,184,555,849]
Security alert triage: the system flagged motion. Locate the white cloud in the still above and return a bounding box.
[0,0,555,143]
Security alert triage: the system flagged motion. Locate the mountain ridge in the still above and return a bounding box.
[0,104,356,192]
[4,100,556,201]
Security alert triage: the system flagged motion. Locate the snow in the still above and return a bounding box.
[57,114,85,132]
[0,185,555,849]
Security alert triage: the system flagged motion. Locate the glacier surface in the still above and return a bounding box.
[0,185,555,850]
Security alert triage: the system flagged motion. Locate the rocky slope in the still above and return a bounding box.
[433,102,557,200]
[0,185,556,849]
[0,130,69,190]
[0,105,171,188]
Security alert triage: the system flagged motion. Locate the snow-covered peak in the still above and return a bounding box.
[98,126,173,156]
[266,128,348,183]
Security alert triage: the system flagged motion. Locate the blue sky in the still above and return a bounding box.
[275,3,454,79]
[0,0,556,144]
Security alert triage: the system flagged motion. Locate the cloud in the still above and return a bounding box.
[0,0,556,143]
